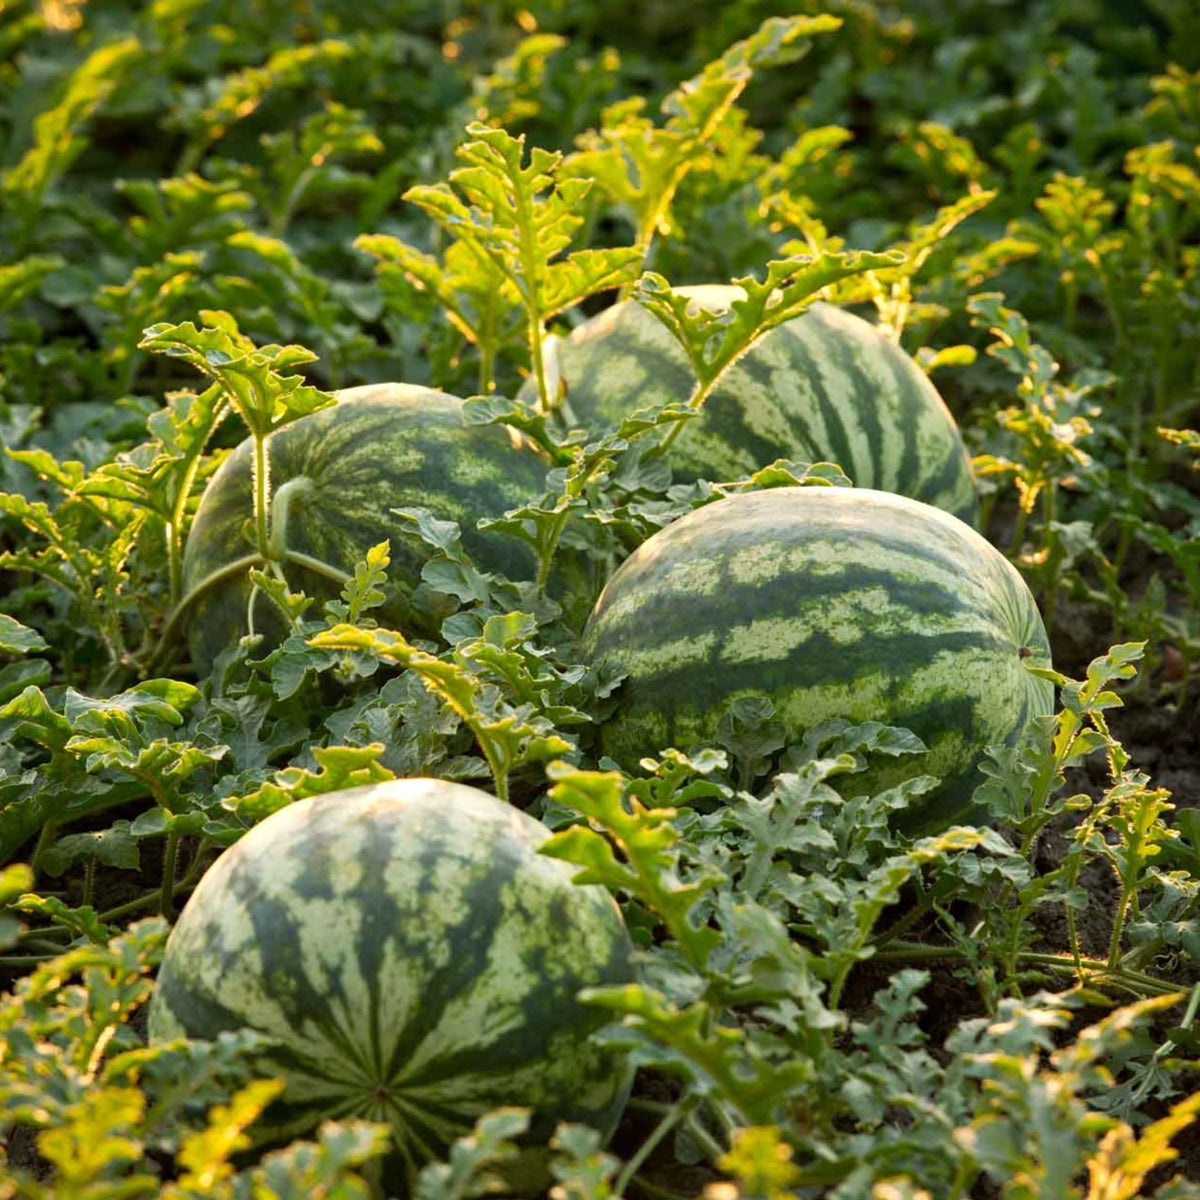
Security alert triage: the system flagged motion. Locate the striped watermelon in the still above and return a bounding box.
[148,778,635,1192]
[526,287,978,525]
[181,383,550,672]
[583,487,1052,833]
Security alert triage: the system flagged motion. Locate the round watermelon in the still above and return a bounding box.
[181,383,550,672]
[583,487,1052,833]
[525,287,979,525]
[148,778,635,1192]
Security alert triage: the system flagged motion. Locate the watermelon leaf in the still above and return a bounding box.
[0,862,33,950]
[543,764,723,972]
[806,188,998,339]
[309,624,574,804]
[629,250,902,459]
[138,314,333,440]
[3,37,142,252]
[0,615,48,657]
[566,15,842,265]
[581,980,815,1127]
[356,236,522,396]
[39,821,140,877]
[413,1108,531,1200]
[633,249,904,399]
[140,315,337,583]
[79,383,230,610]
[225,742,393,824]
[1159,427,1200,457]
[326,540,391,625]
[0,255,65,313]
[0,485,144,678]
[403,123,642,414]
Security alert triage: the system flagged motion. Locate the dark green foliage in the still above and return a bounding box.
[2,0,1200,1195]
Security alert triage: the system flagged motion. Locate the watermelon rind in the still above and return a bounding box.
[181,383,550,672]
[583,486,1053,833]
[148,778,635,1192]
[526,288,979,525]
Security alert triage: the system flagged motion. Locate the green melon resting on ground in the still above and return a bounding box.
[149,778,635,1193]
[523,286,979,525]
[583,486,1053,833]
[180,383,550,672]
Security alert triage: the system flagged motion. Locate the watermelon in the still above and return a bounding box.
[148,778,635,1192]
[525,287,979,525]
[583,487,1052,833]
[181,383,550,672]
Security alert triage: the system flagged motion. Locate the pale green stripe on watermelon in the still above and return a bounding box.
[583,487,1052,832]
[149,781,634,1191]
[531,291,979,525]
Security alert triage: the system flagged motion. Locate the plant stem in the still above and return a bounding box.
[30,819,57,876]
[152,552,264,668]
[82,857,96,909]
[1065,861,1087,980]
[872,942,1178,996]
[267,476,313,559]
[478,338,496,395]
[283,549,353,587]
[166,519,184,612]
[514,167,550,415]
[1042,483,1059,634]
[160,832,180,917]
[630,1176,691,1200]
[686,1115,728,1163]
[872,901,931,949]
[182,837,213,886]
[252,431,271,557]
[653,377,711,460]
[1108,873,1135,971]
[103,891,175,922]
[274,165,318,236]
[21,936,71,954]
[1008,500,1031,557]
[615,1097,695,1197]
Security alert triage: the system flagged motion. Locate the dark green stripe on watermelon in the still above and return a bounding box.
[583,487,1053,834]
[530,289,979,525]
[180,383,550,673]
[149,779,636,1194]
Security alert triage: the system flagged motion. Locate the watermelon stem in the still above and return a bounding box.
[165,520,184,614]
[872,942,1178,997]
[267,476,314,560]
[529,309,551,415]
[282,549,352,588]
[153,547,346,671]
[652,373,715,460]
[480,741,510,805]
[614,1095,698,1194]
[478,338,496,395]
[165,391,228,610]
[629,1175,693,1200]
[1041,482,1060,636]
[152,553,264,670]
[629,1100,726,1164]
[29,818,57,877]
[1008,500,1031,557]
[871,902,929,950]
[252,432,271,559]
[160,831,180,917]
